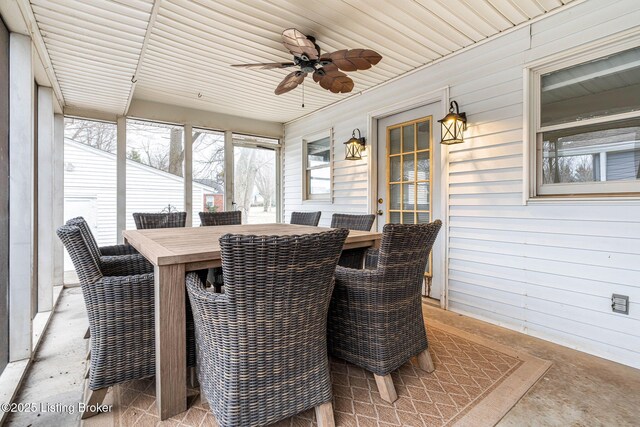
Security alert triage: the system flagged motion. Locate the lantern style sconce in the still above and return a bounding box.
[344,128,366,160]
[438,100,467,145]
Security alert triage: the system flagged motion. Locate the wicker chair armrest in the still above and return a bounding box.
[186,275,229,312]
[100,244,138,256]
[334,265,384,290]
[101,254,153,277]
[97,272,153,287]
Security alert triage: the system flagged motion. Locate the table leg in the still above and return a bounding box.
[154,264,187,420]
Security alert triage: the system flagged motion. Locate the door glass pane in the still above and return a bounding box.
[417,151,430,180]
[390,156,401,182]
[192,129,225,226]
[389,128,401,154]
[402,154,415,181]
[402,212,415,224]
[389,211,401,224]
[417,182,430,210]
[402,183,414,210]
[402,125,415,152]
[417,120,430,150]
[234,145,277,224]
[64,117,117,272]
[389,184,401,209]
[126,120,184,230]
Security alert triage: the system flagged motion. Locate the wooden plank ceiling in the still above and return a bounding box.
[29,0,574,123]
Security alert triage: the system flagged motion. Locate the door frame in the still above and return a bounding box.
[366,87,451,309]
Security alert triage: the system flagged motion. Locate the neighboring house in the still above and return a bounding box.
[64,139,220,269]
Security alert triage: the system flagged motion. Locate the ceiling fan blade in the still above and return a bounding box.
[313,66,354,94]
[275,71,306,95]
[231,62,296,69]
[320,49,382,72]
[282,28,319,60]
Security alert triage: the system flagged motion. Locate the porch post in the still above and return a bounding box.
[183,124,192,226]
[36,86,54,312]
[8,33,33,361]
[224,130,233,211]
[52,114,64,287]
[116,116,126,243]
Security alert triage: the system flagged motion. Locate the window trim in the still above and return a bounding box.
[302,128,333,202]
[525,29,640,201]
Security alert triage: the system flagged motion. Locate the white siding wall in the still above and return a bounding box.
[283,0,640,368]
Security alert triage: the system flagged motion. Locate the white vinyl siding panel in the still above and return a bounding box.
[283,0,640,369]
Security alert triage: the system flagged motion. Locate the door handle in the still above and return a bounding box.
[376,209,383,216]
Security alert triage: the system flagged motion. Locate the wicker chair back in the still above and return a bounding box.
[198,210,242,226]
[186,228,349,426]
[132,211,187,229]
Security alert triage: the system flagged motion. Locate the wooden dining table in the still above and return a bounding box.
[122,223,382,420]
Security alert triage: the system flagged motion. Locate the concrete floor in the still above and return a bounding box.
[6,289,640,426]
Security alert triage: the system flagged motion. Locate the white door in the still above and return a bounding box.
[376,102,444,300]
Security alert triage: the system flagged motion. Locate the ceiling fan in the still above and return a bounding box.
[231,28,382,95]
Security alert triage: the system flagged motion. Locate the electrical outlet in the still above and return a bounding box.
[611,294,629,315]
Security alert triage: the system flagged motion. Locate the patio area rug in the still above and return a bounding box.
[84,319,551,427]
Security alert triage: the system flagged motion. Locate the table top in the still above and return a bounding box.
[123,223,382,270]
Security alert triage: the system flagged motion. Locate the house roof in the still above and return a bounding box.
[27,0,575,123]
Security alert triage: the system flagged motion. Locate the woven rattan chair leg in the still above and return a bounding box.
[85,349,90,361]
[314,401,335,427]
[84,363,90,379]
[81,386,108,419]
[417,349,435,373]
[83,327,90,339]
[374,374,398,403]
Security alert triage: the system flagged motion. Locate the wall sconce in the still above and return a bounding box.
[438,101,467,145]
[344,128,366,160]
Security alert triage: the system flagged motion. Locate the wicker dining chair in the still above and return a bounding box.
[330,213,376,268]
[66,217,152,276]
[290,211,321,226]
[57,224,156,418]
[132,211,187,229]
[327,220,442,403]
[198,210,242,291]
[57,224,197,418]
[198,210,242,226]
[186,228,349,427]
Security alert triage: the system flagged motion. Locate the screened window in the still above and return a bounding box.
[126,120,184,229]
[63,117,117,271]
[192,128,225,226]
[533,45,640,196]
[304,132,331,200]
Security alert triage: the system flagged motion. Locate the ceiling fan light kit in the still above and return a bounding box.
[232,28,382,96]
